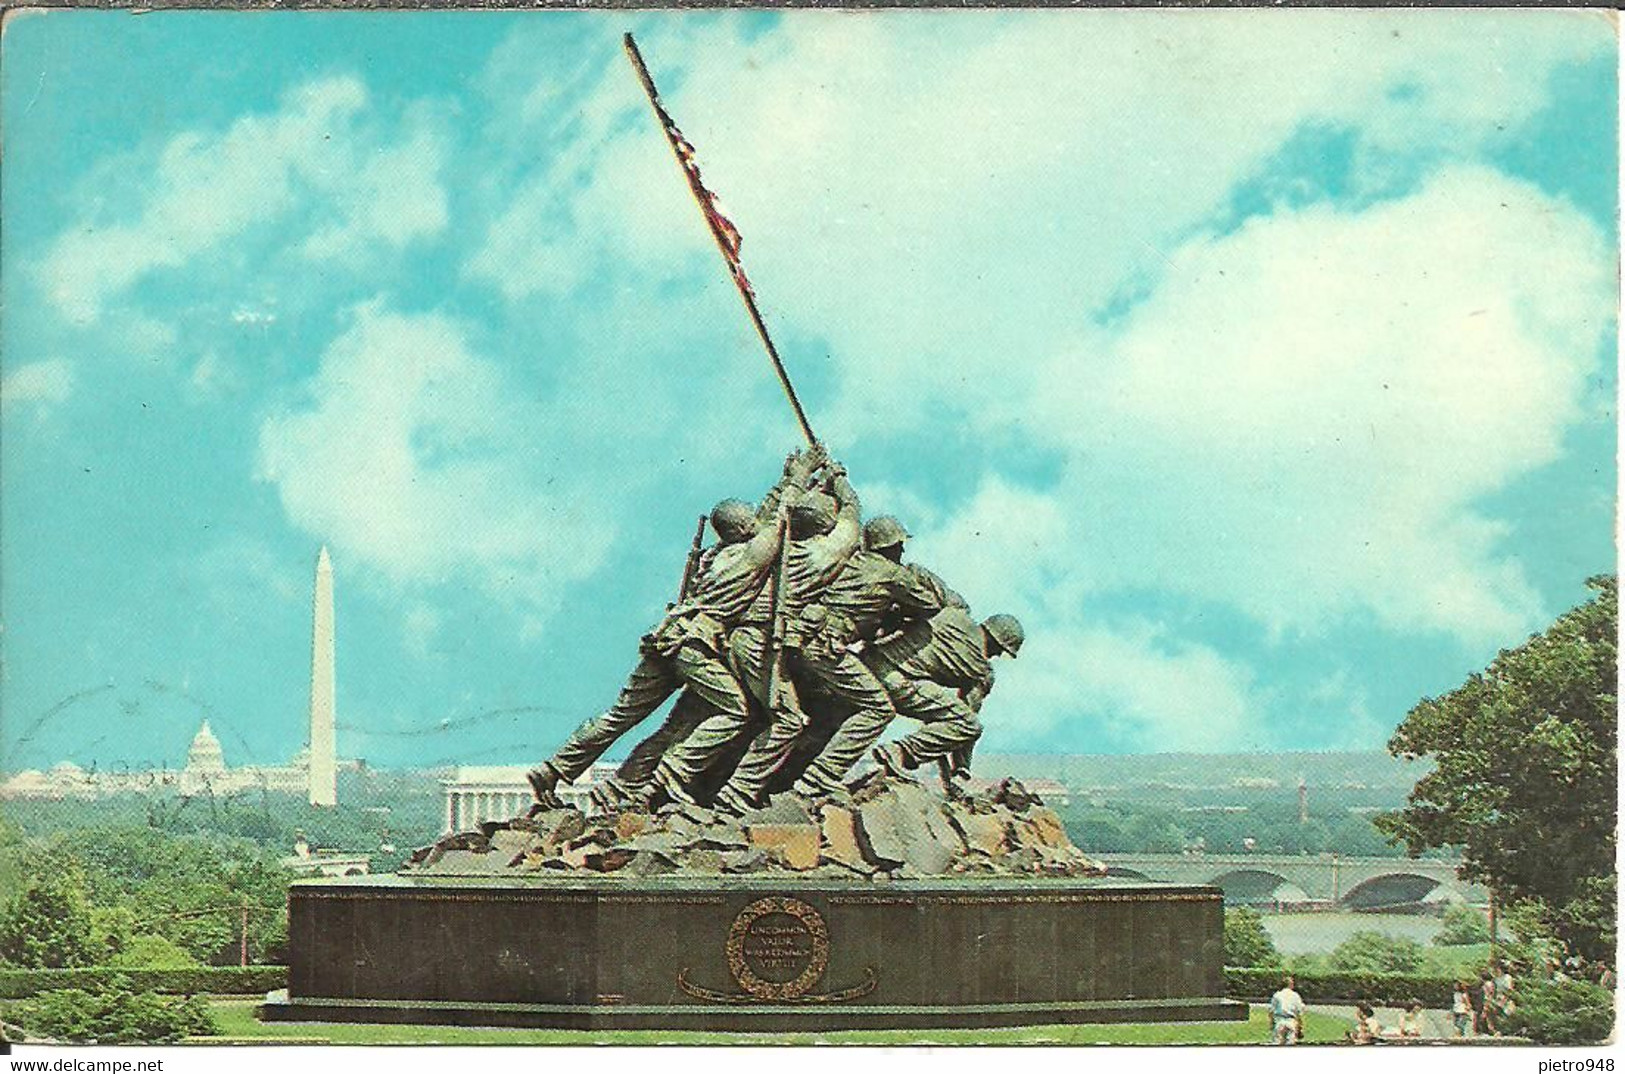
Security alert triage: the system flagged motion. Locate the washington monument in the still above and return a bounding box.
[308,545,337,807]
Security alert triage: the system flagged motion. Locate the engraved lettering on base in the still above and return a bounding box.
[727,896,829,1000]
[677,896,877,1004]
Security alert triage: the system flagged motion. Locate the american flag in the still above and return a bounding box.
[652,98,752,293]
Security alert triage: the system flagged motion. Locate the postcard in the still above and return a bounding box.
[0,5,1615,1058]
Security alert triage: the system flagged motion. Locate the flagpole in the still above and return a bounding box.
[622,32,819,449]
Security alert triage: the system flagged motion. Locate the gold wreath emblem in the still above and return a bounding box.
[724,896,830,1000]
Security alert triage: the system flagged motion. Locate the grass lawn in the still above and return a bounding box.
[1421,944,1492,978]
[205,1000,1350,1045]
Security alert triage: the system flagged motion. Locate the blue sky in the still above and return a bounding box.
[1,10,1616,773]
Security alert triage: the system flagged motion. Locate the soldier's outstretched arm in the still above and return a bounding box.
[826,471,862,556]
[757,450,822,520]
[741,495,793,568]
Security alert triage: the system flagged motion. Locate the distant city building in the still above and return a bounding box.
[0,762,100,800]
[1233,776,1279,789]
[441,763,617,832]
[0,719,355,801]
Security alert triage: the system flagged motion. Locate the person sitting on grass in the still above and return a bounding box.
[1396,998,1425,1038]
[1347,1003,1379,1044]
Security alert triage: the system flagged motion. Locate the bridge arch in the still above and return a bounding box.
[1209,869,1310,906]
[1340,872,1445,910]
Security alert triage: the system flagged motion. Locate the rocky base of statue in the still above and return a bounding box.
[405,772,1106,880]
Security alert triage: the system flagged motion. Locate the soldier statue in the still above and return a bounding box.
[526,448,826,807]
[529,447,1025,812]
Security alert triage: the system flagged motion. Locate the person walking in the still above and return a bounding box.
[1479,967,1503,1035]
[1451,980,1476,1037]
[1269,975,1305,1045]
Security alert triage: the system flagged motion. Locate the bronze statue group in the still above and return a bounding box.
[528,445,1025,817]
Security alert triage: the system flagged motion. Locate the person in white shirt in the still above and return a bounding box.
[1269,975,1306,1044]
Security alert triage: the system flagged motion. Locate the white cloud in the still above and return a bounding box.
[302,111,449,262]
[1026,166,1612,643]
[40,77,447,323]
[256,301,616,616]
[1,358,75,407]
[904,478,1266,752]
[907,477,1077,617]
[981,621,1263,753]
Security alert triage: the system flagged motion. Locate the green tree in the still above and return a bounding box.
[1433,903,1490,946]
[1501,978,1615,1045]
[1123,812,1188,854]
[1377,576,1617,962]
[0,872,103,968]
[1223,907,1282,968]
[1325,931,1425,974]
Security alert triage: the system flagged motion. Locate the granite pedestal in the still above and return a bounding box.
[259,874,1243,1030]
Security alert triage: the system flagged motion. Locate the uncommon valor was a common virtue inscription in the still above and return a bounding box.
[677,896,877,1004]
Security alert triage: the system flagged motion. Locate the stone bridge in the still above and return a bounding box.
[1095,853,1488,908]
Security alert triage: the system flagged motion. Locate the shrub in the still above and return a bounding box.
[1224,908,1282,969]
[0,964,285,998]
[108,934,201,970]
[10,979,219,1044]
[1501,978,1615,1045]
[1434,904,1491,946]
[1226,966,1456,1008]
[1326,930,1425,974]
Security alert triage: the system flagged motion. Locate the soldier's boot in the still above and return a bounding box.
[629,781,664,812]
[652,762,699,808]
[870,743,913,780]
[527,762,565,810]
[791,766,847,800]
[711,784,757,818]
[587,777,631,816]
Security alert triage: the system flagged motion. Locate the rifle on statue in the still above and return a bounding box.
[673,513,708,606]
[761,508,798,727]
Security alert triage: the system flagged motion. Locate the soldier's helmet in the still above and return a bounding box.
[983,614,1025,657]
[862,516,911,552]
[709,499,758,544]
[789,492,838,538]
